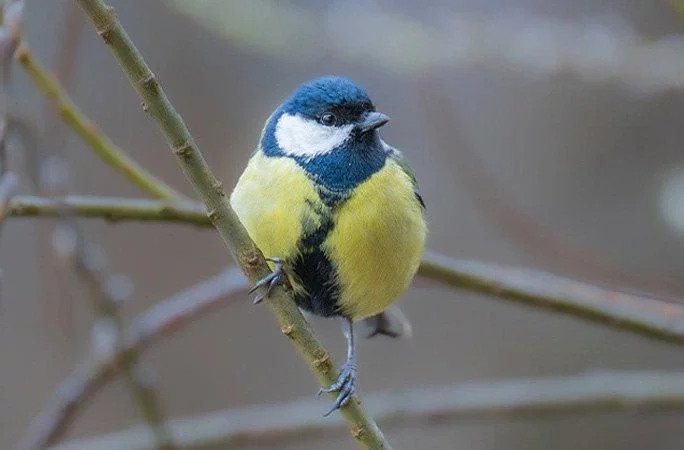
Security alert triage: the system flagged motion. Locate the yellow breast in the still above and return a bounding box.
[230,151,319,265]
[231,151,427,321]
[325,159,427,320]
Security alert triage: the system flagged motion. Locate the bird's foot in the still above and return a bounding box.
[248,257,285,304]
[318,360,357,416]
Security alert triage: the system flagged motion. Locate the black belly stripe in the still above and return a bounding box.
[291,199,341,317]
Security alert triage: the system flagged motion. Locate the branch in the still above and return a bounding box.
[13,42,183,200]
[16,267,249,450]
[10,195,684,346]
[9,195,208,226]
[62,231,176,450]
[18,251,684,449]
[73,1,391,448]
[419,252,684,345]
[0,0,22,175]
[50,370,684,450]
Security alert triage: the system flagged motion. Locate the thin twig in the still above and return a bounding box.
[419,252,684,345]
[9,195,684,346]
[59,228,177,450]
[49,370,684,450]
[18,247,684,449]
[9,195,208,225]
[0,0,23,174]
[0,170,17,221]
[0,171,19,294]
[0,0,22,302]
[72,1,392,448]
[16,267,248,450]
[11,4,178,445]
[13,42,183,200]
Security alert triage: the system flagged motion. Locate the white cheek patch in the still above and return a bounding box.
[275,113,353,159]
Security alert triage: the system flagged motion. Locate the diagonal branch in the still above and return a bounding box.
[49,370,684,450]
[72,1,392,448]
[14,43,183,201]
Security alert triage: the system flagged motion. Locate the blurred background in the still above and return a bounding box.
[4,0,684,448]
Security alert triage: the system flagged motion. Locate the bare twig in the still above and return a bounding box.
[0,171,19,297]
[9,195,208,226]
[0,170,17,219]
[18,245,684,449]
[16,267,248,450]
[50,370,684,450]
[0,0,23,174]
[419,252,684,344]
[13,43,183,200]
[57,227,177,450]
[73,1,392,448]
[15,7,180,444]
[0,0,22,301]
[10,196,684,345]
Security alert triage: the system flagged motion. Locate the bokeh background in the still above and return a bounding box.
[4,0,684,448]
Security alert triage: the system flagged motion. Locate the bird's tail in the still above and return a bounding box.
[362,305,412,339]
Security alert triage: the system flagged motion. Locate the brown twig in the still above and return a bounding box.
[16,266,248,450]
[60,227,176,450]
[10,195,684,344]
[49,370,684,450]
[18,246,684,449]
[420,252,684,344]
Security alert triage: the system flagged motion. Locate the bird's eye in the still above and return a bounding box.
[319,112,337,127]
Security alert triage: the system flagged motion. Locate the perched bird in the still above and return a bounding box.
[230,76,427,414]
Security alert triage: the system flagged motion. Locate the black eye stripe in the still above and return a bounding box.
[315,102,375,126]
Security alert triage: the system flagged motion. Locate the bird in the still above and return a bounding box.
[230,76,427,415]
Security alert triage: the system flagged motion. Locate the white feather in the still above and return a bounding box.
[380,139,401,157]
[275,113,353,159]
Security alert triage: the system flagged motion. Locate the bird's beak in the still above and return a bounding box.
[357,111,390,133]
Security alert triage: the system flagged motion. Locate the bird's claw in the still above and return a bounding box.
[248,258,285,304]
[318,362,357,416]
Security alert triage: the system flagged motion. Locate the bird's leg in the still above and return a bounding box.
[248,257,286,304]
[318,317,357,416]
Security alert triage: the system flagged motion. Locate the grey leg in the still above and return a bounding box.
[319,317,357,416]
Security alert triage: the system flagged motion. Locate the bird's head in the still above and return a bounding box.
[261,76,390,161]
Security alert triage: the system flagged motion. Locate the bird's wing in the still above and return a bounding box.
[389,150,425,210]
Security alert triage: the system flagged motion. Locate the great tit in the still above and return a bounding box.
[230,76,427,414]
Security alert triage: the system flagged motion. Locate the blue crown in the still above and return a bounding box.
[281,76,373,118]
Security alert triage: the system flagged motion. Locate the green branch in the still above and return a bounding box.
[72,1,391,449]
[14,43,182,201]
